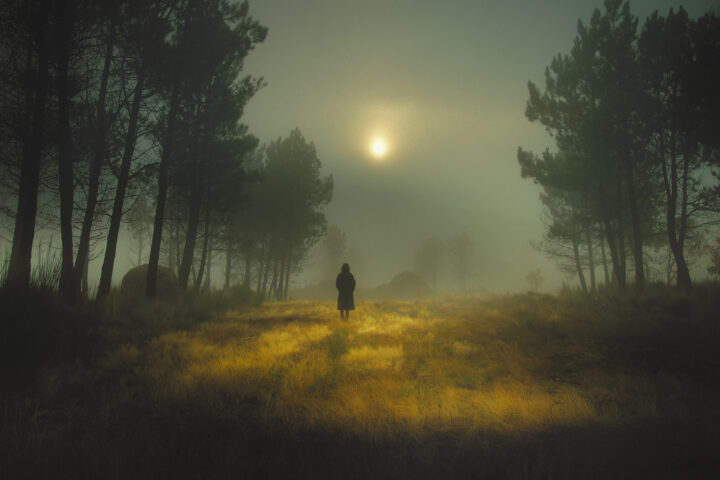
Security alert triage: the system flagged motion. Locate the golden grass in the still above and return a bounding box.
[5,288,720,479]
[98,296,682,442]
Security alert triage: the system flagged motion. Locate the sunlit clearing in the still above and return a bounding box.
[131,299,671,441]
[370,138,388,158]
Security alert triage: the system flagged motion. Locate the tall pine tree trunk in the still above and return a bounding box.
[255,243,266,292]
[260,253,272,296]
[75,13,116,300]
[597,175,622,288]
[179,179,203,289]
[7,5,50,289]
[599,231,610,286]
[274,248,286,300]
[175,221,182,274]
[204,235,212,291]
[614,169,626,290]
[56,0,76,303]
[194,198,211,292]
[225,237,232,290]
[282,247,292,301]
[80,254,89,299]
[626,161,644,290]
[268,257,279,300]
[661,133,692,291]
[166,224,174,272]
[243,249,253,288]
[585,226,596,292]
[97,69,145,299]
[572,234,588,293]
[147,84,180,298]
[676,144,692,290]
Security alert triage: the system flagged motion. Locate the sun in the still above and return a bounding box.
[370,138,388,158]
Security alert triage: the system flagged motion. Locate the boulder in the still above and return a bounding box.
[120,264,179,301]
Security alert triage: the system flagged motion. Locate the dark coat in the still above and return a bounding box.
[336,272,356,311]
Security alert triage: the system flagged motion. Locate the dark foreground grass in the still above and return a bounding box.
[4,406,719,479]
[2,285,720,479]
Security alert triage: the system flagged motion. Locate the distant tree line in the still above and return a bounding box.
[519,0,720,292]
[0,0,332,303]
[413,233,474,293]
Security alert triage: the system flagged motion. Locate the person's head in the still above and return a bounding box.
[341,263,350,274]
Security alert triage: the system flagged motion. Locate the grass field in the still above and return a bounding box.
[2,288,720,479]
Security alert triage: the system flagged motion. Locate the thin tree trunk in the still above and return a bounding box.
[261,253,272,296]
[204,235,212,291]
[279,246,289,300]
[268,257,279,300]
[597,174,622,287]
[175,221,182,274]
[677,144,692,290]
[599,231,610,286]
[81,253,89,299]
[147,0,197,297]
[669,228,691,290]
[147,83,180,298]
[194,200,210,292]
[255,257,263,292]
[585,226,596,292]
[97,69,145,299]
[74,9,116,301]
[275,248,286,300]
[626,160,644,291]
[179,180,203,289]
[572,234,588,293]
[282,248,292,301]
[166,225,174,270]
[661,130,692,291]
[7,6,49,289]
[255,244,265,292]
[225,237,232,290]
[56,0,76,303]
[614,168,626,290]
[243,249,253,288]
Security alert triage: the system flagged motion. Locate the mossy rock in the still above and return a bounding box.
[120,264,179,302]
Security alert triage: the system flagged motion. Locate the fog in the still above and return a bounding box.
[241,0,716,293]
[2,0,717,298]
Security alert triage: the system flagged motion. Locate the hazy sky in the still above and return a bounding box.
[241,0,717,292]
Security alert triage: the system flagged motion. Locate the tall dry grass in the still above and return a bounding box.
[106,295,706,439]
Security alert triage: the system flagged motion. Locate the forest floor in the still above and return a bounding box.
[2,287,720,479]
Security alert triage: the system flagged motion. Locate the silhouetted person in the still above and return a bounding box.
[336,263,355,320]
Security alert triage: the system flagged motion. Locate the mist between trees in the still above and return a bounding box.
[518,1,720,293]
[0,0,333,303]
[299,228,477,299]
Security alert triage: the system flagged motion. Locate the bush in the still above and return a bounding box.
[102,283,261,344]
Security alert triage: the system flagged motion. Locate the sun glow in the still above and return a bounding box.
[370,138,388,158]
